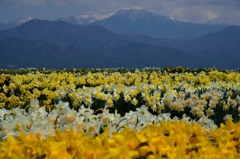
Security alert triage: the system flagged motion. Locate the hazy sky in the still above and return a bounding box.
[0,0,240,24]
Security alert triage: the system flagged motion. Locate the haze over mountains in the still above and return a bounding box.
[0,9,239,70]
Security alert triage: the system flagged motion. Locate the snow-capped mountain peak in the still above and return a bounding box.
[55,14,110,25]
[108,8,176,23]
[13,16,34,26]
[74,15,109,24]
[112,8,159,20]
[55,8,181,26]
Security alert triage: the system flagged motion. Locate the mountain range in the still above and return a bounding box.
[0,18,239,70]
[121,26,240,68]
[91,9,227,38]
[0,20,132,50]
[0,36,214,69]
[0,9,229,38]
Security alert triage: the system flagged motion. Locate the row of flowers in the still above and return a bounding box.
[0,68,240,127]
[0,99,220,141]
[0,117,240,159]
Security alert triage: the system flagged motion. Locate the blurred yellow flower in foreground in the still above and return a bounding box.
[0,119,239,159]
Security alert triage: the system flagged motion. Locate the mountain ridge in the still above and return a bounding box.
[0,19,133,50]
[0,37,216,69]
[91,9,227,38]
[0,8,229,38]
[0,19,239,69]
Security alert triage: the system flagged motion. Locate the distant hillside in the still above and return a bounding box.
[120,34,194,48]
[179,26,240,52]
[0,37,93,69]
[177,26,240,69]
[86,43,217,69]
[0,19,132,50]
[121,26,240,69]
[0,22,7,30]
[0,38,216,69]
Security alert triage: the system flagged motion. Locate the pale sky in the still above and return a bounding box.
[0,0,240,24]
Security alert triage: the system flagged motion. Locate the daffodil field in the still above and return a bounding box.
[0,66,240,159]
